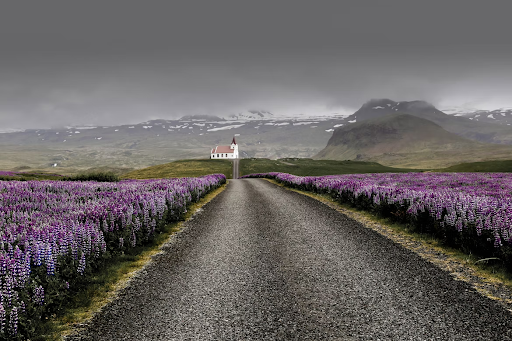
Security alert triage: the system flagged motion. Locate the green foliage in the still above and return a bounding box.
[62,171,120,182]
[0,173,64,181]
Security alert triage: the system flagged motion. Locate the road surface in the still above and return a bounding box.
[70,179,512,340]
[232,158,239,179]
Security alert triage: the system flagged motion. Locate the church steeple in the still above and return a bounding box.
[231,136,236,145]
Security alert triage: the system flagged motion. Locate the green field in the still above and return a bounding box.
[122,159,233,179]
[436,160,512,173]
[114,158,512,179]
[239,158,418,176]
[5,158,512,181]
[0,172,64,181]
[120,158,418,179]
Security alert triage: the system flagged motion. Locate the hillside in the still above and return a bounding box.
[340,99,512,145]
[0,115,342,173]
[443,106,512,126]
[436,160,512,173]
[315,113,512,168]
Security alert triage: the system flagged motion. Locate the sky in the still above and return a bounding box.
[1,0,512,129]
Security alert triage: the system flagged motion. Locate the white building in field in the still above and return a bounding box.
[211,137,239,159]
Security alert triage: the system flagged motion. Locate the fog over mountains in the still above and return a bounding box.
[2,99,512,172]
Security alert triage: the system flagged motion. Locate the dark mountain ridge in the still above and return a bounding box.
[179,115,225,121]
[342,99,512,145]
[315,112,512,168]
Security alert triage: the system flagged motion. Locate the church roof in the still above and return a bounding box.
[211,146,234,154]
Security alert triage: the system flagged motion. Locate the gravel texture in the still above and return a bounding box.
[69,179,512,340]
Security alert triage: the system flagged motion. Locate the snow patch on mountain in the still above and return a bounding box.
[293,122,317,125]
[207,124,245,132]
[0,128,25,133]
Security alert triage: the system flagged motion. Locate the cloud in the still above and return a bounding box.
[1,1,512,128]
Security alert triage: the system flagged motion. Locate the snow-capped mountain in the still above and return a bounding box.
[442,106,512,126]
[227,110,275,121]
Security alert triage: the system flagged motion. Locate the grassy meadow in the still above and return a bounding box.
[436,160,512,173]
[120,158,512,180]
[239,158,418,176]
[4,158,512,181]
[122,159,233,179]
[120,158,418,180]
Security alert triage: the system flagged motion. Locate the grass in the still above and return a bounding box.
[436,159,512,172]
[119,158,417,181]
[95,157,512,182]
[264,178,512,308]
[122,159,233,179]
[0,172,64,181]
[42,182,228,340]
[239,158,419,176]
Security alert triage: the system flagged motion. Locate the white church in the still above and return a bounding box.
[211,136,239,159]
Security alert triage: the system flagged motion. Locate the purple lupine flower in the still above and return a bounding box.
[77,252,86,275]
[33,285,44,306]
[9,306,18,336]
[19,301,25,314]
[3,277,12,308]
[0,302,5,334]
[0,174,226,331]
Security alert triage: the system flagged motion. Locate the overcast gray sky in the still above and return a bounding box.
[1,0,511,129]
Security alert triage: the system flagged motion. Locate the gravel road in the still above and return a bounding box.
[70,179,512,340]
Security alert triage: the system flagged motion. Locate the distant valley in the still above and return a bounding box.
[2,103,512,173]
[0,110,345,173]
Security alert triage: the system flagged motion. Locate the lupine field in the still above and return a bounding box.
[0,174,225,339]
[243,172,512,268]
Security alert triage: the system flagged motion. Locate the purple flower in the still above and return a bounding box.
[0,303,5,334]
[33,285,44,306]
[9,306,18,336]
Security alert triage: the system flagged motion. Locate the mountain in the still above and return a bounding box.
[346,99,440,122]
[315,113,512,168]
[315,113,477,160]
[0,114,346,173]
[228,110,274,120]
[443,107,512,126]
[337,99,512,145]
[179,114,225,121]
[4,100,512,173]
